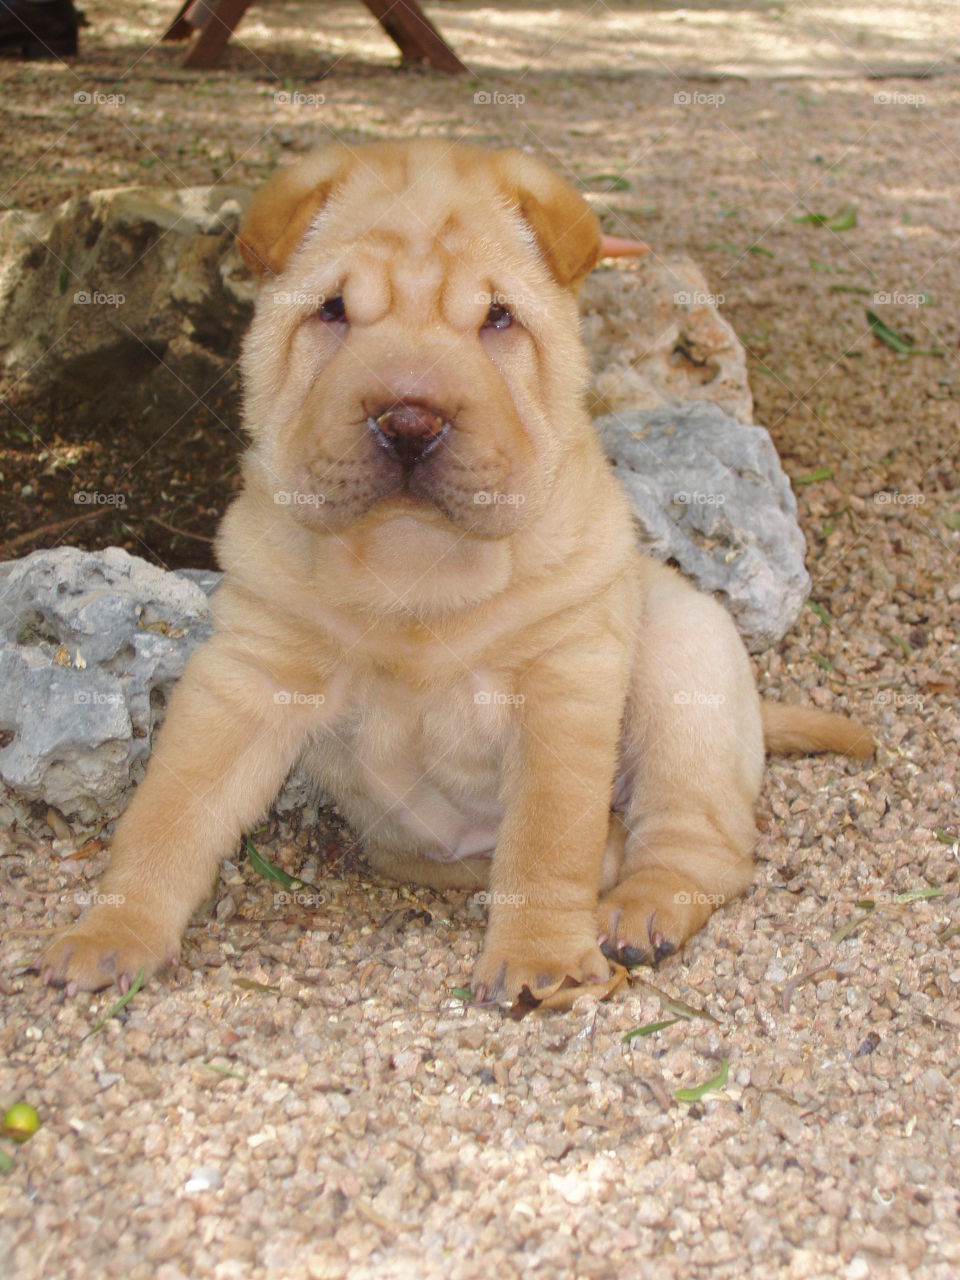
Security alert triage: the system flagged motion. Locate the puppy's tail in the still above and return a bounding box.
[761,702,875,760]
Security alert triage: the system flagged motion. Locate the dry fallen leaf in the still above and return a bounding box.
[63,837,107,862]
[506,964,631,1019]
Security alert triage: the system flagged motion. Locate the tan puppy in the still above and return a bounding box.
[39,141,873,1002]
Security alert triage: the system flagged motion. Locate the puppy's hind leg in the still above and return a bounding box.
[599,564,765,965]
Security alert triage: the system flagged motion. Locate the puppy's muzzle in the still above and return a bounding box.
[369,400,451,468]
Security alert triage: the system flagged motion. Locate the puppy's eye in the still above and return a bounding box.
[319,296,347,323]
[483,302,512,330]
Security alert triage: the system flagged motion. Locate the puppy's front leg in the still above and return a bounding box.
[472,634,629,1003]
[40,636,321,993]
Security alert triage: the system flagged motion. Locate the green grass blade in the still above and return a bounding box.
[200,1062,247,1081]
[623,1017,682,1042]
[794,467,834,485]
[828,206,858,232]
[806,599,833,629]
[89,966,145,1034]
[866,310,945,356]
[675,1059,729,1102]
[894,887,943,903]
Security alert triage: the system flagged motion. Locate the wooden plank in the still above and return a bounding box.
[359,0,468,73]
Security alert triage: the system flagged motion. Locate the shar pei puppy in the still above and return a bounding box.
[40,140,873,1003]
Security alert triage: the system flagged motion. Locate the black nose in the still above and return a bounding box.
[369,400,449,467]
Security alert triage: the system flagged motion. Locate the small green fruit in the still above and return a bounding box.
[2,1103,40,1143]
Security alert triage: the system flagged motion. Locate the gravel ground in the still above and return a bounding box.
[2,3,960,1277]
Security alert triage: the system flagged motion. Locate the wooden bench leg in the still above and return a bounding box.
[183,0,254,67]
[162,0,195,42]
[359,0,468,73]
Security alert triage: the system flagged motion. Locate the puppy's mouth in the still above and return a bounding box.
[364,398,460,518]
[287,396,530,536]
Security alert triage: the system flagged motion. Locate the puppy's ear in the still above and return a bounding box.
[495,151,602,290]
[237,147,351,278]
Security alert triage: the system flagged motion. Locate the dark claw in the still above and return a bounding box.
[652,939,677,968]
[619,945,653,970]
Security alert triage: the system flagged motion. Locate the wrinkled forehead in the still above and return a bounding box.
[308,153,534,277]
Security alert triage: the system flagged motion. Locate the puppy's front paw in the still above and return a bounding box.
[473,910,610,1003]
[38,902,180,995]
[598,869,715,968]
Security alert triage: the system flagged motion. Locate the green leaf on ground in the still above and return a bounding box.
[794,205,857,231]
[450,987,474,1001]
[794,467,834,485]
[0,1149,12,1174]
[830,283,872,296]
[885,631,914,660]
[828,206,858,231]
[832,914,871,943]
[894,887,943,903]
[747,244,775,257]
[89,966,145,1034]
[806,599,833,629]
[623,1018,682,1042]
[201,1062,247,1080]
[233,978,281,994]
[583,173,632,191]
[866,310,945,356]
[244,836,297,888]
[660,995,719,1025]
[675,1059,729,1102]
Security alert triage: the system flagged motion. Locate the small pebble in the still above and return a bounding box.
[184,1167,223,1194]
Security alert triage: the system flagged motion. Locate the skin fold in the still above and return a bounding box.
[38,140,875,1003]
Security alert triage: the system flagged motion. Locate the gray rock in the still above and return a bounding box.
[0,548,320,824]
[598,402,810,650]
[0,547,218,822]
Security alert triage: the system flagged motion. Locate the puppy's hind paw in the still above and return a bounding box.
[598,869,719,968]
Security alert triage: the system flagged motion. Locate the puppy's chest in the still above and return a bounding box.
[308,667,516,860]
